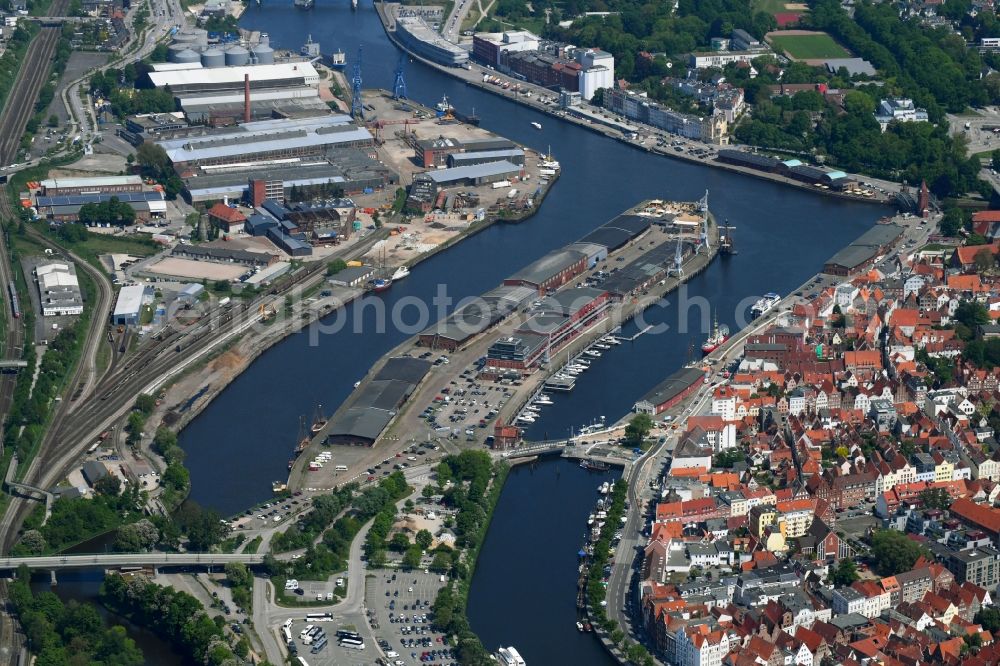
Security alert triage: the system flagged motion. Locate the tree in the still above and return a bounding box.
[941,207,965,236]
[415,529,433,551]
[421,485,436,499]
[224,562,251,589]
[830,558,859,587]
[975,248,996,273]
[435,462,452,488]
[136,142,170,173]
[326,258,348,275]
[624,413,653,446]
[430,551,451,573]
[47,114,58,128]
[389,532,410,553]
[135,394,156,415]
[870,529,930,576]
[974,606,1000,632]
[402,544,423,569]
[18,530,45,554]
[94,474,122,497]
[919,487,952,510]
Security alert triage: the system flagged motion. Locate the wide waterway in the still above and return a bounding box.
[165,3,890,662]
[181,2,886,515]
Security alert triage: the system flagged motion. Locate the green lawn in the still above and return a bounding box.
[755,0,794,15]
[769,33,850,59]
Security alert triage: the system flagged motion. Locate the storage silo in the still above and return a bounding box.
[252,44,274,65]
[225,45,250,67]
[168,42,191,61]
[174,49,202,65]
[201,48,226,68]
[172,30,198,44]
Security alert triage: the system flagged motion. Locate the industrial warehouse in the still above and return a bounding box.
[418,201,702,359]
[34,262,83,317]
[28,175,167,223]
[322,357,433,446]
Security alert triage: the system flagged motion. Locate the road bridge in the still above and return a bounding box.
[0,552,266,571]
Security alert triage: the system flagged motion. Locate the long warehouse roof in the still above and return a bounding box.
[148,62,319,88]
[36,191,165,206]
[425,160,521,183]
[156,115,372,163]
[40,175,143,189]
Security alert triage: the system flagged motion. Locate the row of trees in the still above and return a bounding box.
[78,197,136,227]
[8,568,145,665]
[101,573,236,665]
[150,427,190,509]
[427,451,510,666]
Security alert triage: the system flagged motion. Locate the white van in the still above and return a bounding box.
[335,465,348,471]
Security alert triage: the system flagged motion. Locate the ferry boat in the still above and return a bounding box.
[497,646,526,666]
[531,121,542,130]
[329,49,346,70]
[701,317,730,354]
[580,459,610,472]
[391,265,410,281]
[750,292,781,318]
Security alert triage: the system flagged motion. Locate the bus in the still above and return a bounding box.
[339,640,365,650]
[310,636,327,652]
[305,612,333,622]
[296,657,310,666]
[281,625,292,642]
[335,629,361,641]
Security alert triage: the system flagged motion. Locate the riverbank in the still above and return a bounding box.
[373,1,900,208]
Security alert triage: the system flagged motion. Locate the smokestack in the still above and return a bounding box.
[244,73,251,123]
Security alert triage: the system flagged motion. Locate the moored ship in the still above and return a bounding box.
[701,316,730,354]
[329,49,346,70]
[750,292,781,319]
[497,646,526,666]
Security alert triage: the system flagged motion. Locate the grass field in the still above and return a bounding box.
[770,33,850,59]
[755,0,793,15]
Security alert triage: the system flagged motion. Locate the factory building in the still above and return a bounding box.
[156,115,374,169]
[39,175,143,196]
[147,62,320,95]
[120,114,190,144]
[503,248,587,294]
[414,160,523,192]
[447,148,525,168]
[34,192,167,223]
[35,262,83,317]
[112,284,151,326]
[415,137,516,168]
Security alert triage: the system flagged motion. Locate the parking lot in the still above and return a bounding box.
[366,570,454,666]
[229,494,311,530]
[418,360,513,445]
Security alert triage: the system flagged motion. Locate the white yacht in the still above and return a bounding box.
[498,646,526,666]
[392,266,410,281]
[516,414,536,424]
[585,349,602,357]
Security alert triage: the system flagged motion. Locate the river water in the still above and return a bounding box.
[170,2,889,662]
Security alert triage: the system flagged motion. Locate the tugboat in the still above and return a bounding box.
[329,49,346,70]
[701,314,730,354]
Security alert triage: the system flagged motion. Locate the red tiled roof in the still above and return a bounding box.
[208,203,247,223]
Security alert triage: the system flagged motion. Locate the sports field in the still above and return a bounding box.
[769,32,850,59]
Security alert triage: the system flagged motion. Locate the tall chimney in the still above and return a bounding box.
[244,73,251,123]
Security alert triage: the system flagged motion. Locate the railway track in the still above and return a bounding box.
[0,191,26,434]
